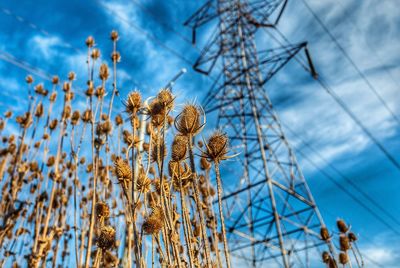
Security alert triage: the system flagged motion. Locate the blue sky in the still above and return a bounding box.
[0,0,399,266]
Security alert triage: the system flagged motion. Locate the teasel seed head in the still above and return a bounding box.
[114,157,131,182]
[171,135,187,161]
[115,114,123,126]
[5,111,12,118]
[338,252,349,265]
[52,76,59,85]
[157,89,174,111]
[26,75,33,84]
[348,232,357,242]
[99,63,109,81]
[95,86,105,98]
[97,225,116,250]
[124,91,142,116]
[35,103,44,118]
[204,131,230,162]
[95,202,110,219]
[175,104,204,136]
[142,206,164,235]
[111,51,121,63]
[200,157,211,170]
[91,48,100,60]
[85,36,95,47]
[321,251,331,263]
[71,111,80,125]
[337,219,349,233]
[68,72,76,81]
[320,227,330,241]
[81,109,93,123]
[111,30,119,41]
[339,235,350,251]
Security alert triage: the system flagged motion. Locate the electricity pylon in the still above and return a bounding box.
[185,0,333,267]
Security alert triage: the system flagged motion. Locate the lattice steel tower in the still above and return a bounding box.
[185,0,333,267]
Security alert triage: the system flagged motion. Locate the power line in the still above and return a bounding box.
[294,149,400,237]
[262,25,400,172]
[283,122,400,227]
[301,0,400,126]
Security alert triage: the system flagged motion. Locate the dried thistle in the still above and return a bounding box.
[97,225,116,250]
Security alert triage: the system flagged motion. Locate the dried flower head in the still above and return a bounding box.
[124,91,142,116]
[338,252,349,265]
[320,227,330,241]
[85,36,95,47]
[171,135,187,161]
[68,72,76,81]
[91,48,101,60]
[97,225,116,250]
[96,202,110,219]
[321,251,331,263]
[339,235,350,251]
[157,89,174,111]
[202,131,233,162]
[111,51,121,62]
[114,157,131,181]
[26,75,33,84]
[175,104,204,136]
[111,30,119,41]
[347,232,357,242]
[337,219,349,233]
[52,76,59,85]
[99,63,109,81]
[142,206,164,235]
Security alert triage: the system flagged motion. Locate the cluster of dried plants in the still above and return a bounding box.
[320,219,363,268]
[0,32,234,268]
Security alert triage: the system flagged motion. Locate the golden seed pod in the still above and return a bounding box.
[49,119,58,131]
[157,89,174,110]
[95,86,105,98]
[81,109,93,123]
[99,63,109,81]
[125,91,142,116]
[85,36,95,47]
[320,227,330,241]
[111,51,121,62]
[68,71,76,81]
[91,48,100,60]
[26,75,33,84]
[171,135,187,161]
[96,202,110,219]
[339,235,351,251]
[52,76,59,85]
[4,111,12,118]
[142,206,164,235]
[111,30,119,41]
[63,82,70,92]
[114,157,132,181]
[205,131,228,161]
[338,252,349,265]
[49,92,57,102]
[35,103,44,118]
[115,114,123,126]
[337,219,349,233]
[97,225,116,250]
[175,104,202,135]
[348,232,357,242]
[71,110,80,125]
[321,251,330,263]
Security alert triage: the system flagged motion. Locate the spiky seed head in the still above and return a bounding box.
[111,30,119,41]
[96,202,110,219]
[26,75,33,84]
[137,169,151,193]
[68,72,76,81]
[125,91,142,115]
[149,99,166,128]
[339,252,349,265]
[97,225,116,250]
[171,135,187,161]
[99,63,109,81]
[85,36,95,47]
[337,219,349,233]
[95,86,105,98]
[320,227,330,241]
[339,235,350,251]
[4,111,12,118]
[321,251,330,263]
[206,131,228,161]
[157,89,174,110]
[91,48,100,60]
[175,104,202,135]
[71,111,80,125]
[52,76,59,85]
[111,51,121,62]
[114,157,131,181]
[142,206,164,235]
[81,109,93,123]
[35,103,43,118]
[348,232,357,242]
[115,114,123,126]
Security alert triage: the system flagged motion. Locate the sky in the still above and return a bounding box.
[0,0,399,267]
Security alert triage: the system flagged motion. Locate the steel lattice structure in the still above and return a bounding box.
[185,0,334,267]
